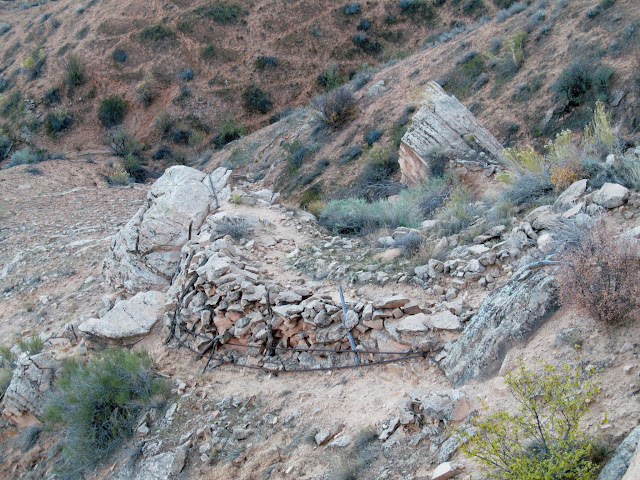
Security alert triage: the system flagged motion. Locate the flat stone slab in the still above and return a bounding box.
[79,290,166,341]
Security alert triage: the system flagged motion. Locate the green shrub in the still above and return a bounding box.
[435,186,479,235]
[317,66,347,91]
[135,78,155,106]
[22,49,47,81]
[398,0,436,22]
[201,43,216,59]
[211,117,245,149]
[45,349,166,478]
[44,110,72,136]
[44,87,62,107]
[553,60,614,107]
[195,1,246,23]
[98,95,128,128]
[106,126,144,159]
[63,55,86,90]
[1,90,22,118]
[457,363,600,480]
[443,51,485,99]
[139,24,176,42]
[9,147,49,167]
[311,86,357,129]
[0,134,12,159]
[0,344,16,368]
[17,335,44,355]
[242,84,273,114]
[254,56,277,70]
[155,112,175,138]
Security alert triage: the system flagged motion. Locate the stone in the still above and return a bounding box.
[372,295,409,309]
[399,82,503,186]
[592,183,630,209]
[409,389,469,423]
[432,462,460,480]
[277,290,303,304]
[441,268,558,386]
[328,435,353,448]
[315,423,343,445]
[78,291,167,342]
[387,313,431,337]
[427,311,462,331]
[196,255,230,283]
[104,167,230,293]
[554,179,587,211]
[599,425,640,480]
[169,442,190,478]
[344,310,359,329]
[537,233,554,253]
[2,352,57,426]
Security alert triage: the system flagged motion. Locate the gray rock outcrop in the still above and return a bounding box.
[441,267,558,386]
[78,290,167,343]
[399,81,504,185]
[3,352,57,427]
[103,166,231,293]
[599,425,640,480]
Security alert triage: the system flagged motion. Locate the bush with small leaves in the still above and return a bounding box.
[179,68,194,81]
[317,66,346,91]
[172,129,192,145]
[553,60,614,107]
[44,87,61,107]
[457,363,601,480]
[98,95,127,128]
[343,2,361,15]
[106,126,143,158]
[9,147,49,167]
[398,0,436,21]
[107,162,130,185]
[22,49,46,80]
[443,50,485,99]
[139,24,176,42]
[17,335,44,356]
[254,56,277,70]
[557,221,640,324]
[242,84,273,114]
[112,49,127,63]
[0,23,10,35]
[155,112,175,138]
[0,135,11,159]
[201,43,216,59]
[311,86,357,129]
[44,110,72,136]
[211,117,245,149]
[44,349,167,478]
[352,33,382,54]
[135,78,155,106]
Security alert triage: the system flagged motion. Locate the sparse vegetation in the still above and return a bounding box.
[254,56,277,71]
[398,0,436,22]
[112,49,127,63]
[215,217,253,239]
[139,24,176,42]
[195,1,246,23]
[22,49,46,80]
[442,50,486,99]
[557,222,640,324]
[458,363,601,480]
[135,77,156,106]
[317,66,347,91]
[17,335,44,355]
[343,2,361,15]
[242,84,273,114]
[311,86,357,129]
[63,55,86,91]
[106,126,144,159]
[45,349,167,478]
[98,95,128,128]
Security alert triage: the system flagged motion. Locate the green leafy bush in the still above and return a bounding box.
[398,0,436,22]
[44,111,72,136]
[201,43,216,59]
[242,84,273,114]
[211,117,245,149]
[45,349,166,478]
[0,368,11,397]
[553,60,614,107]
[254,56,277,70]
[106,126,143,158]
[317,66,347,91]
[98,95,128,128]
[458,363,601,480]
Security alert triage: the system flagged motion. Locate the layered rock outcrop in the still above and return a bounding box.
[399,81,504,185]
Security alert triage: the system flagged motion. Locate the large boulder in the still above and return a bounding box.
[592,183,630,209]
[3,352,57,427]
[78,291,167,343]
[104,167,231,293]
[599,425,640,480]
[399,81,504,185]
[441,268,558,386]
